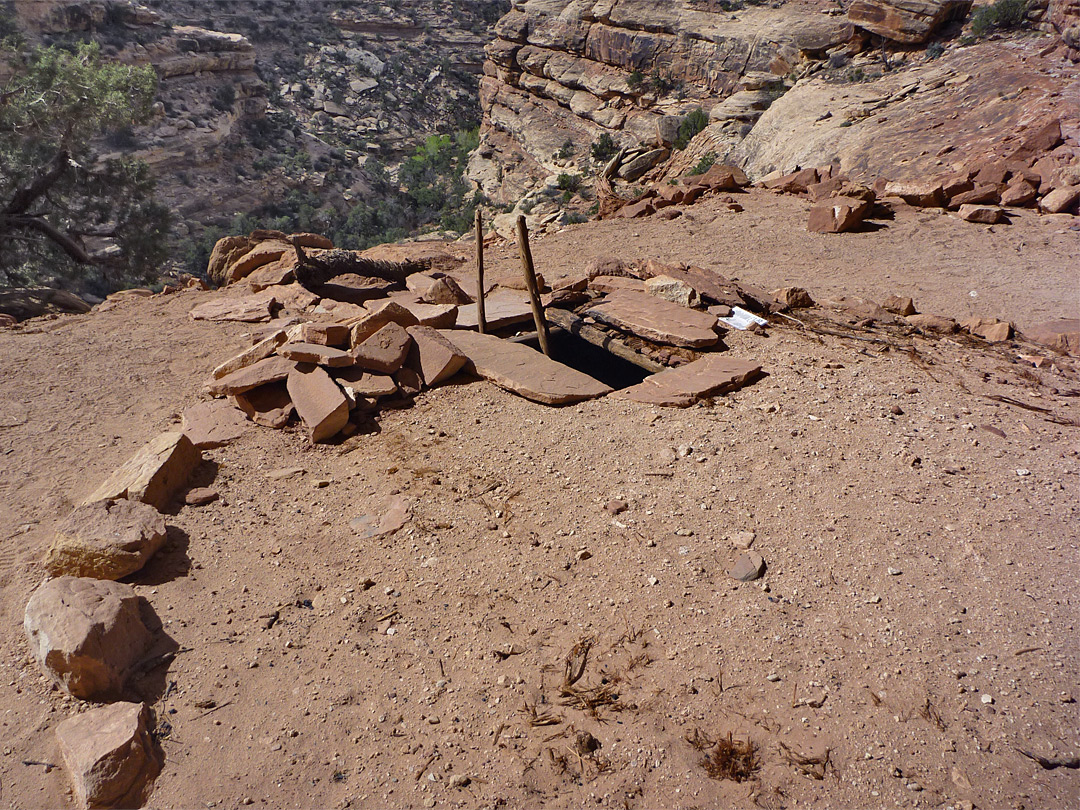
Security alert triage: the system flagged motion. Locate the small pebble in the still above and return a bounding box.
[981,694,994,705]
[888,567,902,576]
[1016,468,1031,476]
[766,673,781,682]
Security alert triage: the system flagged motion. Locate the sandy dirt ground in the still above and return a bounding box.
[1,191,1078,810]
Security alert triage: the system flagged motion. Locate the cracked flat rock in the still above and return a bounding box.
[729,553,766,582]
[438,330,612,405]
[286,364,349,443]
[616,355,762,407]
[586,290,720,348]
[181,399,251,449]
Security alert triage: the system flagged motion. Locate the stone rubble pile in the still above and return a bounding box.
[600,117,1078,232]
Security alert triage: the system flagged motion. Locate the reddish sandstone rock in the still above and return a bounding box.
[772,287,816,309]
[807,196,870,233]
[83,432,202,511]
[210,329,288,379]
[1001,180,1039,207]
[962,317,1014,342]
[348,300,420,346]
[764,167,819,194]
[586,290,720,348]
[1039,186,1080,214]
[882,295,917,317]
[24,577,154,700]
[906,313,959,334]
[44,500,166,581]
[406,326,468,387]
[958,204,1007,224]
[616,356,762,407]
[847,0,973,43]
[278,342,355,368]
[56,701,163,809]
[352,322,413,374]
[948,184,1001,209]
[884,180,946,207]
[206,355,297,397]
[181,399,250,449]
[286,364,350,443]
[612,199,655,218]
[231,382,294,428]
[420,276,472,305]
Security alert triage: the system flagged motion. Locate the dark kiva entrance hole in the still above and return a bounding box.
[521,328,653,390]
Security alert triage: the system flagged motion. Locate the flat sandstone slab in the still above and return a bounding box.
[455,289,534,330]
[586,290,719,348]
[616,355,762,407]
[439,330,612,405]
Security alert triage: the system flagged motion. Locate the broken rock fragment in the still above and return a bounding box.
[25,577,154,700]
[406,325,468,386]
[807,196,869,233]
[205,355,296,397]
[44,499,166,581]
[645,275,700,308]
[56,701,163,809]
[729,553,766,582]
[286,364,350,443]
[352,321,413,374]
[210,329,288,379]
[83,432,202,511]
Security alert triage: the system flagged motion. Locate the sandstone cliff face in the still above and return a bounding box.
[470,0,856,202]
[470,0,1079,203]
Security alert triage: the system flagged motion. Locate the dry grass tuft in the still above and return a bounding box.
[688,729,759,782]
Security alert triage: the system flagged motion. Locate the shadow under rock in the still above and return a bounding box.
[123,597,181,707]
[124,524,190,587]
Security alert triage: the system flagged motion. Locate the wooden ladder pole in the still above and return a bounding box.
[516,215,550,357]
[475,208,487,334]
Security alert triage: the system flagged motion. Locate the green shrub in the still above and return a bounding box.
[687,152,717,176]
[675,108,709,150]
[626,69,644,91]
[590,133,618,162]
[970,0,1027,36]
[556,139,575,160]
[556,173,582,193]
[926,42,945,59]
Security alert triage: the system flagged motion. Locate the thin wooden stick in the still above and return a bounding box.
[475,208,487,334]
[516,215,550,356]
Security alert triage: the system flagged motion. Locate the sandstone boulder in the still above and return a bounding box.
[206,235,253,286]
[1000,180,1038,207]
[44,500,166,581]
[882,295,917,316]
[287,364,350,443]
[25,577,154,700]
[188,290,278,323]
[962,317,1013,342]
[883,180,945,207]
[83,432,202,511]
[420,277,472,305]
[56,701,163,809]
[847,0,972,43]
[808,196,870,233]
[1039,186,1080,214]
[958,204,1006,224]
[772,287,815,309]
